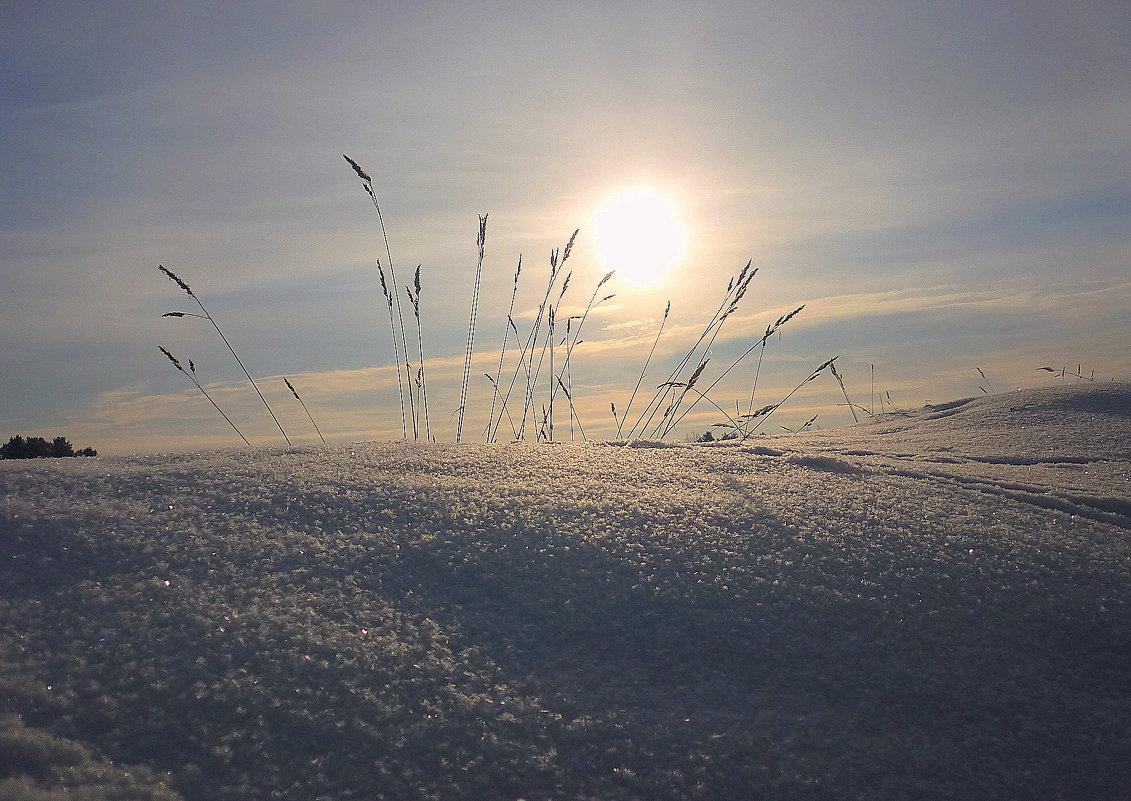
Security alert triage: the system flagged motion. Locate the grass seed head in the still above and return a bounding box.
[158,346,184,372]
[376,261,391,303]
[342,154,372,184]
[562,229,579,263]
[158,265,194,297]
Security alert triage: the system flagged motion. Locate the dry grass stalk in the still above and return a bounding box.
[344,154,415,440]
[375,261,407,438]
[549,270,615,437]
[829,361,859,423]
[547,306,557,440]
[654,357,710,438]
[555,375,586,440]
[284,377,327,445]
[518,232,577,440]
[781,413,818,433]
[158,265,291,446]
[457,215,488,443]
[746,304,804,416]
[486,256,522,441]
[529,271,572,429]
[976,367,994,395]
[742,355,839,439]
[158,346,250,446]
[616,301,670,438]
[405,265,432,441]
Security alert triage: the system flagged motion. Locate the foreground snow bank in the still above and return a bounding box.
[1,383,1128,801]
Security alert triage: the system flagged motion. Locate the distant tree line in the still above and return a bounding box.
[0,435,97,459]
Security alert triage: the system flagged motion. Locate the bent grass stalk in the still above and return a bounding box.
[158,265,291,446]
[682,386,743,434]
[742,355,840,439]
[617,301,670,438]
[555,375,586,440]
[284,377,327,444]
[158,346,250,446]
[976,367,994,395]
[745,305,804,417]
[657,265,758,437]
[829,361,860,423]
[653,358,710,438]
[344,154,415,439]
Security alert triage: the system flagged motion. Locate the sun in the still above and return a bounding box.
[592,188,686,286]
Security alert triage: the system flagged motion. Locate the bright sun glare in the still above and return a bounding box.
[593,188,685,286]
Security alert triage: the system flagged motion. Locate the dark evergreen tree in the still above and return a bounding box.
[50,436,75,457]
[1,435,97,459]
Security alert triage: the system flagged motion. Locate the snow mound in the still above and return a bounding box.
[796,381,1131,463]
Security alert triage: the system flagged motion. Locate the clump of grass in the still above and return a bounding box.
[531,269,571,440]
[158,346,250,446]
[487,230,577,443]
[159,265,291,446]
[284,377,326,445]
[1037,365,1096,382]
[976,367,994,394]
[659,303,805,437]
[628,262,758,439]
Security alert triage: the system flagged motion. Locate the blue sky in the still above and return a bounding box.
[2,1,1128,453]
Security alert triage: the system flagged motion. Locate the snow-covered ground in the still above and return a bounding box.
[2,382,1128,800]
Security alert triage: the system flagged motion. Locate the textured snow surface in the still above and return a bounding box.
[1,382,1129,800]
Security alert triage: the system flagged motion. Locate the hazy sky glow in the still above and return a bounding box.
[2,1,1129,454]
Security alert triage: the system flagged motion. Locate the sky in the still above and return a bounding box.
[2,0,1128,455]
